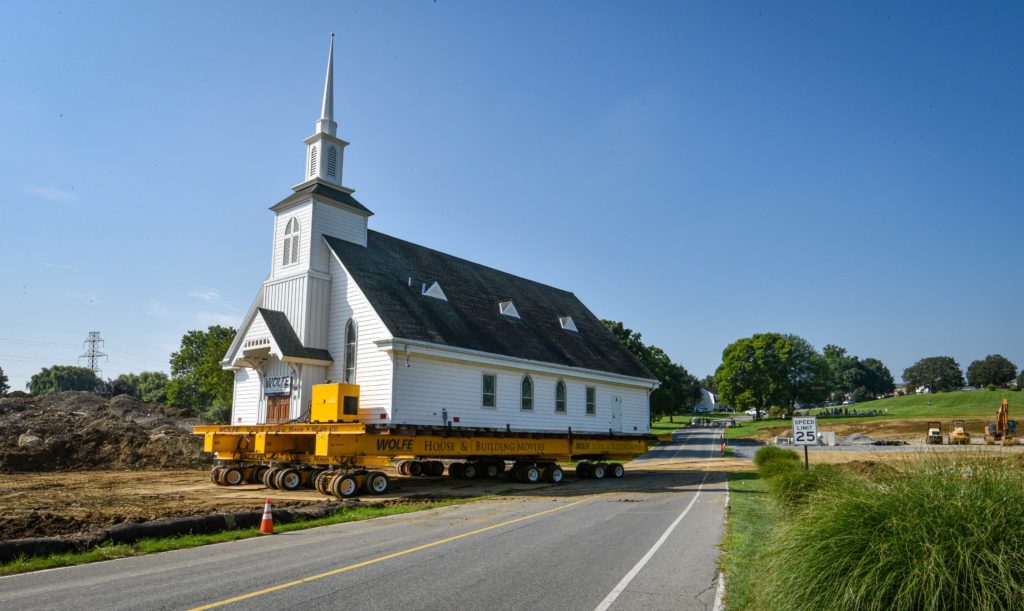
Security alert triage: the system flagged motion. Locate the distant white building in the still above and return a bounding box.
[220,37,659,434]
[693,388,717,413]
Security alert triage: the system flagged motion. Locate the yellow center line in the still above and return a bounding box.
[190,496,594,610]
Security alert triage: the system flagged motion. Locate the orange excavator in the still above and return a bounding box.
[984,399,1018,446]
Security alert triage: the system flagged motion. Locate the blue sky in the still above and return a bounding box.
[2,1,1022,391]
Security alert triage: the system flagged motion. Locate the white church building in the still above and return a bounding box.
[222,36,659,435]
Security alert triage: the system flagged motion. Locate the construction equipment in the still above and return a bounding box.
[195,382,659,498]
[984,399,1018,446]
[949,419,970,445]
[925,421,944,445]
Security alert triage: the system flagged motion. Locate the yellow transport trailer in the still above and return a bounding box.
[194,383,657,498]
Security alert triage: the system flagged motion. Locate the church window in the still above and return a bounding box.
[309,145,318,177]
[282,218,300,266]
[555,380,566,413]
[586,386,596,416]
[344,319,357,383]
[521,375,533,411]
[327,146,338,178]
[482,373,496,408]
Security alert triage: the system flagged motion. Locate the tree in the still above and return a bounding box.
[27,365,100,395]
[700,374,718,395]
[602,320,702,421]
[715,333,792,419]
[117,371,170,403]
[0,366,8,395]
[859,358,895,396]
[782,335,830,410]
[966,355,1018,388]
[167,326,236,422]
[903,356,964,393]
[1018,371,1024,389]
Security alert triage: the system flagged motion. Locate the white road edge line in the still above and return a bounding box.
[712,477,730,611]
[592,471,709,611]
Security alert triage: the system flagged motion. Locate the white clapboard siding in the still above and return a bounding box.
[241,312,271,346]
[295,363,328,419]
[327,256,394,423]
[271,202,313,279]
[310,200,367,274]
[231,368,261,425]
[392,354,650,434]
[263,276,308,340]
[304,276,331,349]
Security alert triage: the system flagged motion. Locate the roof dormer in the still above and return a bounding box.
[499,300,520,318]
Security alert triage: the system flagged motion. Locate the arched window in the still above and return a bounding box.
[309,145,318,177]
[326,146,338,178]
[344,319,357,383]
[521,375,533,411]
[282,218,300,266]
[555,380,566,413]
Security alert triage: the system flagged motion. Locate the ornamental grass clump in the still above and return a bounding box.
[766,464,845,507]
[754,445,801,468]
[760,452,1024,611]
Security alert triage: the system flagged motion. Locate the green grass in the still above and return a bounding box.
[650,413,733,435]
[720,472,778,610]
[759,454,1024,610]
[0,497,478,576]
[724,389,1022,439]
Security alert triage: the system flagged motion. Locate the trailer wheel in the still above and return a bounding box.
[249,465,269,484]
[429,461,445,476]
[223,467,244,486]
[366,472,390,494]
[524,465,542,483]
[210,466,225,484]
[575,463,593,479]
[279,468,302,491]
[591,463,607,480]
[511,464,525,482]
[449,462,465,479]
[483,462,499,478]
[463,463,478,480]
[610,463,625,478]
[545,466,564,483]
[305,469,324,488]
[314,471,330,494]
[331,474,359,498]
[397,460,409,476]
[494,461,507,475]
[408,461,424,477]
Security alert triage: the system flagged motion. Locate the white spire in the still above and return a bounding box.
[315,33,337,136]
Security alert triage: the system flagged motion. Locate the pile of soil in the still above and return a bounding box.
[0,392,205,472]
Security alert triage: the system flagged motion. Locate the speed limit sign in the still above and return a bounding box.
[792,417,818,446]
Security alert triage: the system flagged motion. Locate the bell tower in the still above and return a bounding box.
[299,33,350,190]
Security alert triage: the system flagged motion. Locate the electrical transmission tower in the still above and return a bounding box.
[79,331,108,377]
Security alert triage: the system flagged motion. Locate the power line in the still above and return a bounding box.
[78,331,108,378]
[0,337,79,348]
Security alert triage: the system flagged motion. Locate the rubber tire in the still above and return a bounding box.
[397,460,410,476]
[449,462,466,479]
[512,465,525,483]
[263,467,279,489]
[429,461,445,476]
[210,466,225,484]
[223,467,244,486]
[494,461,506,475]
[249,466,269,484]
[365,472,390,494]
[463,463,478,479]
[306,469,324,489]
[576,463,593,479]
[484,462,500,478]
[314,471,331,494]
[545,466,564,483]
[591,463,607,480]
[331,474,359,498]
[610,463,625,478]
[408,461,424,477]
[279,468,302,491]
[524,465,542,483]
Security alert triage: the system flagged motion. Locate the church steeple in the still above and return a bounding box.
[315,33,337,136]
[299,33,350,192]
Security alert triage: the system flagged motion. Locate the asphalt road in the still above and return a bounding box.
[1,428,728,611]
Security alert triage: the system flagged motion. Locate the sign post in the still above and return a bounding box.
[792,416,817,470]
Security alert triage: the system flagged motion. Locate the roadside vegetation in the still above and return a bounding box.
[0,497,477,576]
[724,389,1023,440]
[721,448,1024,610]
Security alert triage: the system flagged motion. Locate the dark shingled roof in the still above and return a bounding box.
[324,231,655,380]
[271,181,373,216]
[258,308,333,362]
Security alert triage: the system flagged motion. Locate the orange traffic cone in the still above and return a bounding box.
[259,498,274,534]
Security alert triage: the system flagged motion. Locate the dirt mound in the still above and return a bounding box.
[0,392,204,472]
